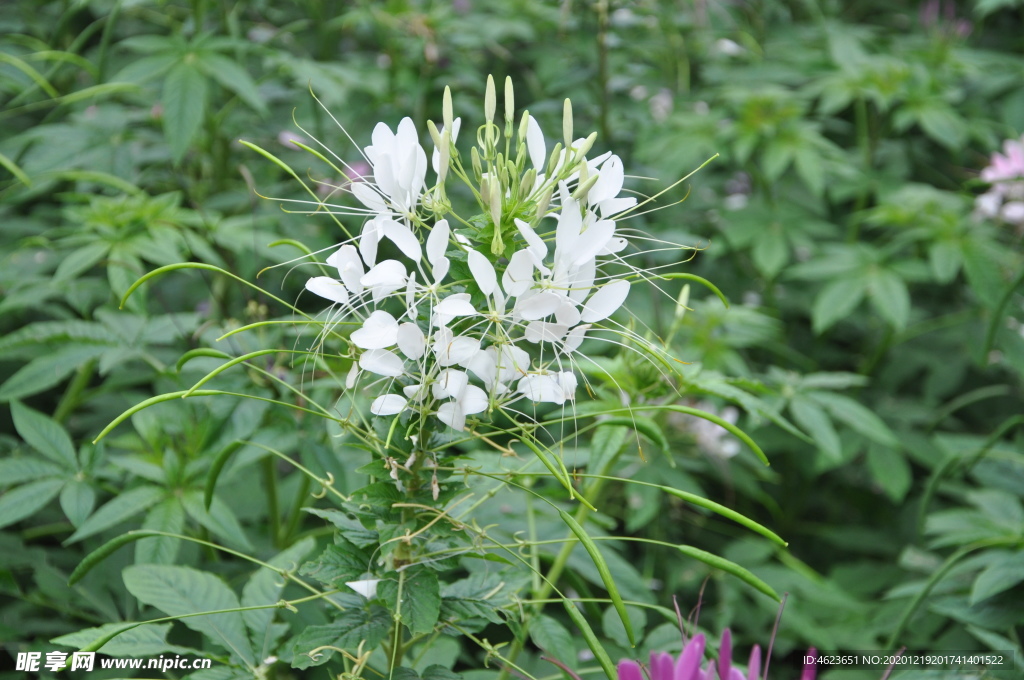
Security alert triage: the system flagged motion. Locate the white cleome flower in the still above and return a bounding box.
[290,81,693,438]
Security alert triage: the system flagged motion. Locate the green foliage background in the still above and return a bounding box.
[2,0,1024,678]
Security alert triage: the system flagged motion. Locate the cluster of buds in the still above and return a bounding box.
[291,76,648,443]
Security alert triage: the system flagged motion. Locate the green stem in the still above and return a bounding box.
[262,456,281,548]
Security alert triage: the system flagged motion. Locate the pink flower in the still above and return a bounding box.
[981,136,1024,183]
[617,629,816,680]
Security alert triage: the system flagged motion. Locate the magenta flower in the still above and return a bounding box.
[617,629,816,680]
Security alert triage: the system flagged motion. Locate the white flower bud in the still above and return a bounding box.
[562,98,573,149]
[485,74,496,123]
[504,76,514,123]
[443,86,453,133]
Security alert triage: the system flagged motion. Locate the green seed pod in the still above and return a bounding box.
[547,142,563,176]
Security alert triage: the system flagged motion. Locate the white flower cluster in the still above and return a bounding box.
[299,79,641,433]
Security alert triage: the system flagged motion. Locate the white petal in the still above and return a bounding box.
[361,260,407,302]
[351,310,399,349]
[572,220,615,267]
[433,256,450,285]
[517,374,565,404]
[370,394,408,416]
[516,291,562,320]
[345,362,360,389]
[568,258,596,303]
[432,369,469,399]
[467,249,498,296]
[397,322,426,359]
[563,323,591,352]
[459,385,488,415]
[426,219,450,267]
[436,401,466,431]
[305,276,349,305]
[467,350,497,386]
[383,219,423,262]
[495,345,531,382]
[589,155,624,205]
[581,279,630,323]
[555,298,582,326]
[351,183,387,212]
[359,218,383,266]
[524,320,569,343]
[514,218,548,260]
[554,197,582,257]
[557,371,578,401]
[327,245,365,296]
[435,335,481,367]
[403,383,428,401]
[435,293,477,318]
[359,348,405,377]
[346,578,382,599]
[502,250,536,297]
[527,116,546,171]
[597,197,637,218]
[598,235,629,255]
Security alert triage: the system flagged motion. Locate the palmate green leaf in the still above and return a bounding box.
[379,566,441,636]
[812,275,867,333]
[194,52,267,115]
[0,478,64,530]
[54,242,110,281]
[137,499,185,565]
[241,537,316,640]
[866,443,912,502]
[751,225,789,278]
[10,401,78,470]
[530,614,575,663]
[287,606,391,669]
[0,345,108,401]
[602,604,647,650]
[51,622,197,656]
[867,268,910,330]
[181,491,253,552]
[123,564,255,668]
[0,320,117,354]
[300,538,372,588]
[809,391,899,447]
[66,485,165,543]
[440,572,509,626]
[790,396,842,461]
[0,457,66,485]
[970,551,1024,604]
[162,61,208,163]
[60,480,96,528]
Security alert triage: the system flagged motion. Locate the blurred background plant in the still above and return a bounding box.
[2,1,1023,679]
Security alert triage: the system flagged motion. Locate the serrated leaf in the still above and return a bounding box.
[379,566,441,636]
[790,396,841,460]
[241,537,316,641]
[66,485,165,543]
[60,480,96,528]
[812,276,867,333]
[181,491,253,551]
[867,268,910,330]
[0,478,64,530]
[54,242,110,281]
[752,226,789,278]
[162,61,208,163]
[810,391,899,447]
[0,345,107,401]
[866,443,912,502]
[11,401,78,470]
[136,499,185,565]
[287,606,391,669]
[299,539,372,587]
[123,564,255,667]
[51,622,197,656]
[0,457,66,485]
[194,52,267,115]
[530,614,574,661]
